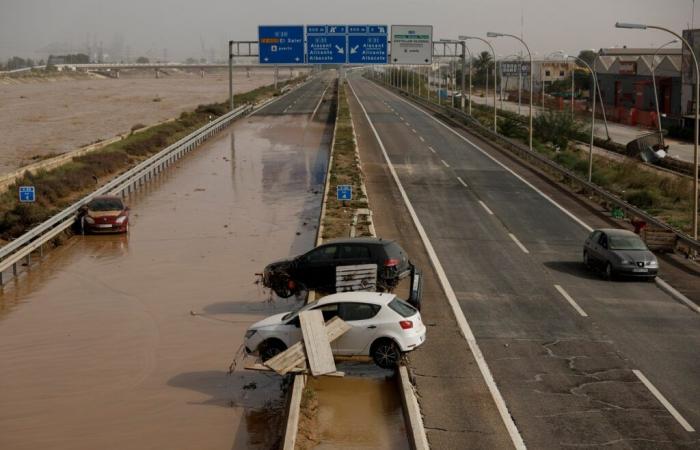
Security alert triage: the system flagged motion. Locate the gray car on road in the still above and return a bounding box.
[583,228,658,280]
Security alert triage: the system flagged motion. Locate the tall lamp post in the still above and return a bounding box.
[651,39,679,147]
[460,35,497,132]
[553,52,598,182]
[616,22,698,241]
[488,32,533,150]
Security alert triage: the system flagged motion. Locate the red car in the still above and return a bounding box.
[80,195,130,233]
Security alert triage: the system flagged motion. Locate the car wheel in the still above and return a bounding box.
[583,251,591,269]
[371,339,401,369]
[604,262,614,281]
[260,339,287,362]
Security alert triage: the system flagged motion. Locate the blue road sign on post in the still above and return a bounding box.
[348,25,388,64]
[258,25,304,64]
[307,25,348,64]
[337,185,352,201]
[19,186,35,202]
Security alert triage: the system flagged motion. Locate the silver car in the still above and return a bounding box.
[583,228,658,280]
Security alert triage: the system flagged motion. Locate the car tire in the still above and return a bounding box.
[371,339,401,369]
[604,262,614,281]
[260,339,287,362]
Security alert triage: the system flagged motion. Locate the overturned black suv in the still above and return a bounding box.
[262,237,422,308]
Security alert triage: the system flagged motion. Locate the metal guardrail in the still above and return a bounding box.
[372,78,700,256]
[0,103,252,283]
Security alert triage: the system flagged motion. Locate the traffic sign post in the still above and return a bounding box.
[258,25,305,64]
[19,186,35,203]
[336,185,352,201]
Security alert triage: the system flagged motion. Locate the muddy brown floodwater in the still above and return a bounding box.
[0,107,331,449]
[308,363,410,450]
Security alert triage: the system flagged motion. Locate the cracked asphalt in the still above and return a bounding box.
[348,74,700,449]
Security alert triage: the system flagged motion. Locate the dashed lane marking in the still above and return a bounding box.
[554,284,588,317]
[508,233,529,254]
[478,200,494,215]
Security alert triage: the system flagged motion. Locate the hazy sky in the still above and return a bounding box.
[0,0,693,61]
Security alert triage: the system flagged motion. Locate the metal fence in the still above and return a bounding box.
[374,76,700,255]
[0,103,253,284]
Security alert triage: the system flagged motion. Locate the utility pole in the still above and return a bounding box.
[228,40,234,111]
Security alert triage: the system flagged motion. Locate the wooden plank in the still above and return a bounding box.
[264,317,350,375]
[299,310,336,376]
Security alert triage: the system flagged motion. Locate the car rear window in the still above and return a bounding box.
[388,298,416,318]
[88,198,123,211]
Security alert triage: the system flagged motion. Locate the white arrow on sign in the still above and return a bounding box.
[295,57,300,61]
[350,45,359,54]
[335,45,344,54]
[264,57,269,62]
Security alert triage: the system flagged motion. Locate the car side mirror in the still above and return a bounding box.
[602,242,608,249]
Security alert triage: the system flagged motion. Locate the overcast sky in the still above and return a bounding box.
[0,0,693,61]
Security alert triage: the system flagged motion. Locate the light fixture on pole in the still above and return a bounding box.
[616,21,698,241]
[488,31,533,150]
[459,35,497,132]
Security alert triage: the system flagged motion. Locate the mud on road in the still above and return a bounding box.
[0,99,331,449]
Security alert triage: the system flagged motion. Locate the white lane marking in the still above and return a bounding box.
[347,79,527,450]
[655,278,700,314]
[311,82,330,121]
[478,200,494,215]
[412,128,417,133]
[633,370,695,432]
[440,159,450,168]
[457,177,468,188]
[419,136,425,142]
[508,233,530,254]
[380,83,592,233]
[428,146,436,153]
[554,284,588,317]
[378,82,700,316]
[400,116,405,121]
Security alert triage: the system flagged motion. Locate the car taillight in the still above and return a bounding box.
[399,320,413,330]
[385,258,400,267]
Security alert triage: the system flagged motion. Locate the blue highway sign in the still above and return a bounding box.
[307,26,347,64]
[336,185,352,201]
[348,25,388,64]
[258,25,304,64]
[19,186,35,202]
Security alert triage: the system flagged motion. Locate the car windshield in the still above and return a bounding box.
[88,198,124,211]
[281,302,315,321]
[609,234,647,251]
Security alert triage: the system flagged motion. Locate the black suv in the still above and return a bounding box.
[262,237,421,307]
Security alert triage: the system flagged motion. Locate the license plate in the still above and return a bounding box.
[97,224,113,228]
[633,268,648,273]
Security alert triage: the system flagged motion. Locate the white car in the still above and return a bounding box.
[244,292,426,369]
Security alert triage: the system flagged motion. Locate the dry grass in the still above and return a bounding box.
[321,80,372,240]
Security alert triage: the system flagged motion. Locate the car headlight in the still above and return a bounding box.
[115,215,127,224]
[620,259,632,265]
[244,330,257,339]
[84,216,95,224]
[647,260,658,268]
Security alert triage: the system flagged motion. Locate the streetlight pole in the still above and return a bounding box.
[460,35,497,132]
[616,22,699,241]
[651,39,679,147]
[489,32,534,150]
[463,42,473,115]
[228,40,234,111]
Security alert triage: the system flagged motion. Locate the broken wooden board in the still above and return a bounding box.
[299,310,336,376]
[264,316,350,375]
[641,228,676,252]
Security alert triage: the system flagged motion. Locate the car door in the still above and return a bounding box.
[332,302,381,355]
[297,245,338,290]
[597,232,611,266]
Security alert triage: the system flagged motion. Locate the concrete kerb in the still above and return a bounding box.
[398,365,430,450]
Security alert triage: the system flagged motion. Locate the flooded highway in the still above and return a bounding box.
[0,90,332,449]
